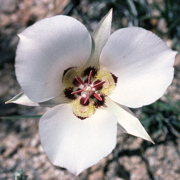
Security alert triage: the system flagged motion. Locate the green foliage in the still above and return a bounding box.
[86,0,180,50]
[14,170,28,180]
[0,115,42,120]
[141,100,180,138]
[152,0,180,49]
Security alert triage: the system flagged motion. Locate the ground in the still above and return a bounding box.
[0,0,179,180]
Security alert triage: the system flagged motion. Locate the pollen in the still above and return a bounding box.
[72,98,96,119]
[95,70,117,95]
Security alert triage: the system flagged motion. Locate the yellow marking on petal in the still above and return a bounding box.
[72,98,96,119]
[95,70,116,95]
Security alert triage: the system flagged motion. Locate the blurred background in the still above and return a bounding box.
[0,0,179,179]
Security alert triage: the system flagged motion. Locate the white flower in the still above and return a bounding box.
[7,10,177,175]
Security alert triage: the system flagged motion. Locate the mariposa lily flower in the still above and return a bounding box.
[7,10,177,174]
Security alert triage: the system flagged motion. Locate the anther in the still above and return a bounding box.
[80,96,90,106]
[88,70,93,85]
[83,67,97,77]
[83,94,89,104]
[74,76,84,86]
[93,93,103,101]
[71,89,84,95]
[93,80,105,89]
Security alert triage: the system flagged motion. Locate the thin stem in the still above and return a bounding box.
[0,115,42,120]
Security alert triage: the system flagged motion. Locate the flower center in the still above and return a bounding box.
[62,67,117,119]
[71,70,105,106]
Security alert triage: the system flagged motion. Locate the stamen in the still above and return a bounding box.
[64,88,76,100]
[94,95,105,108]
[64,67,114,113]
[93,80,105,89]
[80,95,90,106]
[71,89,84,95]
[83,94,89,104]
[88,70,93,85]
[83,67,97,77]
[93,93,102,101]
[74,76,84,86]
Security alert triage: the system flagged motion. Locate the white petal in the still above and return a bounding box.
[39,104,117,174]
[86,9,112,67]
[5,92,39,106]
[5,92,67,107]
[39,94,69,107]
[16,15,92,103]
[106,97,154,143]
[100,27,177,108]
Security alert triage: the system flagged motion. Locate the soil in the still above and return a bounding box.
[0,0,179,180]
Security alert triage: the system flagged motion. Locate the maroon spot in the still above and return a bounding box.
[72,76,84,87]
[77,116,87,120]
[84,78,88,84]
[94,95,105,108]
[62,67,75,78]
[80,97,90,106]
[111,73,118,83]
[73,112,87,120]
[83,67,97,77]
[72,78,80,86]
[64,88,76,100]
[71,88,83,95]
[93,80,103,90]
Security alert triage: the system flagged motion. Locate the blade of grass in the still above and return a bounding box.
[0,115,42,120]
